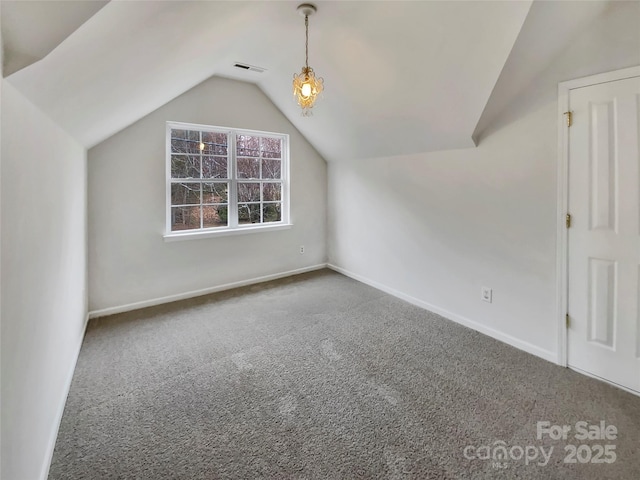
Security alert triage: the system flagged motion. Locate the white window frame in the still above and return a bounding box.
[164,121,291,241]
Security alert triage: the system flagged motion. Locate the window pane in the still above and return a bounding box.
[171,183,200,205]
[171,155,199,178]
[238,203,261,224]
[263,203,282,223]
[171,129,196,140]
[202,156,227,178]
[262,182,281,202]
[262,137,282,158]
[261,159,281,179]
[171,129,200,154]
[202,182,228,204]
[201,132,227,155]
[203,205,228,228]
[171,206,200,231]
[237,157,260,179]
[237,135,260,157]
[237,183,260,203]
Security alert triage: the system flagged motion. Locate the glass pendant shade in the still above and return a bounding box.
[293,66,323,116]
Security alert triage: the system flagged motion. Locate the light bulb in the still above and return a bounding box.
[301,82,312,98]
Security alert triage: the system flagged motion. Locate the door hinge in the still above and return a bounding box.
[563,111,573,127]
[566,313,570,328]
[566,213,572,228]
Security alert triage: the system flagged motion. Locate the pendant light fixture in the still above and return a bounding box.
[292,3,324,116]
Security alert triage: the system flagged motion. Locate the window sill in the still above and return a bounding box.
[163,223,293,242]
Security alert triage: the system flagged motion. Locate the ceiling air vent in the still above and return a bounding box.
[234,63,266,73]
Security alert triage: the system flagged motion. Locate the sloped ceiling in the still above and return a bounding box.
[473,0,620,142]
[1,0,108,76]
[2,0,534,161]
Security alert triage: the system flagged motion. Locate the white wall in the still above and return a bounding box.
[88,76,327,313]
[0,81,87,480]
[328,1,640,362]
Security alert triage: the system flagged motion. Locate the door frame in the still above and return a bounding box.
[556,65,640,367]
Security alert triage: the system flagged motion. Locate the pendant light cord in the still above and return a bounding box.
[305,15,309,69]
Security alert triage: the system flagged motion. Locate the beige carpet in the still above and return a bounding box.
[49,269,640,479]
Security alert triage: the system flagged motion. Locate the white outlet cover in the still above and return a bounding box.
[482,287,492,303]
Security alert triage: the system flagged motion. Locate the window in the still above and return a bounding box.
[166,122,289,238]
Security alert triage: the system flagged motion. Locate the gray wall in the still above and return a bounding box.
[1,81,88,480]
[88,76,327,313]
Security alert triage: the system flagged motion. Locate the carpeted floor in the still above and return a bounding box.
[49,269,640,479]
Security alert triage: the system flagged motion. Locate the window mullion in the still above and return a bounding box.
[198,133,203,230]
[258,137,263,224]
[166,123,172,234]
[200,182,204,229]
[229,131,238,228]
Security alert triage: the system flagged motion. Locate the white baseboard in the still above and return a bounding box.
[89,264,328,319]
[39,312,90,480]
[328,264,557,364]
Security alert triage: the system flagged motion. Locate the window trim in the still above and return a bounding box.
[164,121,291,240]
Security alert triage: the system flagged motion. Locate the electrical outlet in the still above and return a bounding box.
[299,245,305,254]
[482,287,492,303]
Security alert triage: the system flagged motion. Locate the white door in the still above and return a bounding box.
[567,73,640,393]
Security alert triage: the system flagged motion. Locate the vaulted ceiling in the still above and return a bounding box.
[0,1,620,161]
